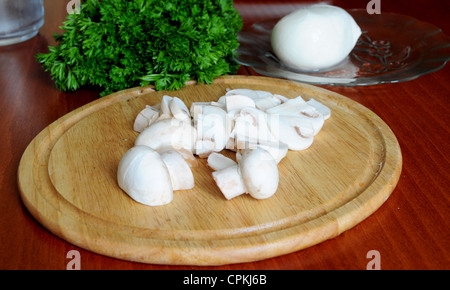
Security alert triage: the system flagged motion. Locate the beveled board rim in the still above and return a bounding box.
[17,76,402,265]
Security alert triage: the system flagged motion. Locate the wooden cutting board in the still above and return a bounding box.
[17,76,402,266]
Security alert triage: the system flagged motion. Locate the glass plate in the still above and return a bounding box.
[234,9,450,86]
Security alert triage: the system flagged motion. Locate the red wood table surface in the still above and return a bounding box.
[0,0,448,270]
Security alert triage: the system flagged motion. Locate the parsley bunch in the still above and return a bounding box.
[37,0,243,96]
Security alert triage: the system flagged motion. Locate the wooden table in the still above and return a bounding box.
[0,0,448,270]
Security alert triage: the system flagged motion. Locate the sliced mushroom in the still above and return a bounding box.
[265,96,306,114]
[169,96,191,123]
[236,141,288,164]
[135,118,197,154]
[272,94,289,103]
[190,101,211,120]
[193,104,228,157]
[159,147,198,168]
[133,105,160,133]
[232,111,259,150]
[207,152,237,171]
[307,98,331,120]
[210,101,226,110]
[254,97,282,111]
[266,96,325,136]
[158,95,173,120]
[124,89,331,205]
[229,107,288,162]
[225,89,286,111]
[226,88,273,100]
[224,109,240,150]
[117,146,173,206]
[267,114,314,151]
[211,165,247,200]
[211,148,279,200]
[225,94,256,112]
[160,149,194,191]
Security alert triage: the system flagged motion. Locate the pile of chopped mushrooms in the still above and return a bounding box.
[117,88,331,206]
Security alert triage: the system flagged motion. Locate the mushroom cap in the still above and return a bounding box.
[239,148,279,199]
[117,146,173,206]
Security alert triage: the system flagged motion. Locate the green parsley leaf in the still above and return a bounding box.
[36,0,243,96]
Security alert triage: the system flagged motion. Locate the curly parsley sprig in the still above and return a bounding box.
[36,0,243,96]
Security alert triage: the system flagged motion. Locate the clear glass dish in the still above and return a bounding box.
[234,9,450,86]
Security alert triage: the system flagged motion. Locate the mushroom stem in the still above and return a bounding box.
[210,148,279,200]
[212,165,246,200]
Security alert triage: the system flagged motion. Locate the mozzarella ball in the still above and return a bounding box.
[271,4,361,71]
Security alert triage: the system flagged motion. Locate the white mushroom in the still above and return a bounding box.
[211,165,247,200]
[211,148,279,200]
[210,101,226,110]
[225,89,286,111]
[117,146,173,206]
[266,96,325,136]
[133,105,160,133]
[307,98,331,120]
[229,107,288,163]
[267,114,314,151]
[169,96,191,123]
[123,89,331,205]
[224,109,240,150]
[158,95,173,120]
[207,152,237,171]
[135,118,197,154]
[273,94,289,103]
[232,111,259,150]
[224,94,256,112]
[254,97,282,111]
[193,104,228,157]
[239,148,279,199]
[160,149,194,191]
[236,141,288,164]
[133,96,191,132]
[265,95,306,112]
[226,89,272,100]
[190,101,211,120]
[159,147,198,168]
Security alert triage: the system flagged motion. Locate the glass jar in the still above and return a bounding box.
[0,0,45,46]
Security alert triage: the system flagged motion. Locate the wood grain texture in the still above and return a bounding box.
[17,76,401,265]
[0,0,448,269]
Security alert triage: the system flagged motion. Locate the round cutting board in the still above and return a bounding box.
[18,76,402,265]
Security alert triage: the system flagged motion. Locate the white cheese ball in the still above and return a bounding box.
[271,4,362,71]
